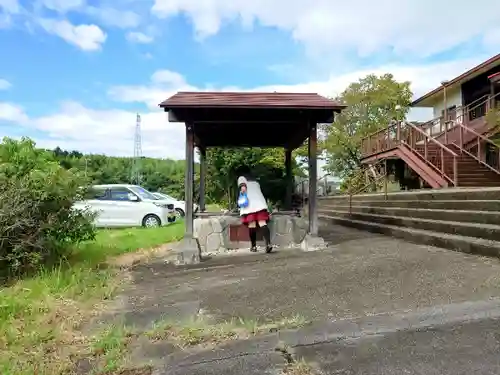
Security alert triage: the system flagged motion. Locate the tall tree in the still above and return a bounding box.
[323,74,413,178]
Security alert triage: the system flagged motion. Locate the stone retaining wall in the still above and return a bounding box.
[193,214,309,254]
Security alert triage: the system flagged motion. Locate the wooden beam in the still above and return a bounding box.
[285,149,293,210]
[184,123,195,237]
[166,107,336,124]
[308,123,318,235]
[199,146,206,212]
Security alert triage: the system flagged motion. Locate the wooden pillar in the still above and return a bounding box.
[285,149,293,210]
[199,147,206,212]
[184,123,195,237]
[308,123,318,235]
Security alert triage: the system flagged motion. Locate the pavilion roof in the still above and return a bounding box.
[158,91,346,148]
[159,91,345,109]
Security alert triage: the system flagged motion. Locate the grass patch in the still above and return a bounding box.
[71,222,184,266]
[90,324,137,374]
[282,358,318,375]
[205,203,224,211]
[146,314,310,348]
[0,223,183,375]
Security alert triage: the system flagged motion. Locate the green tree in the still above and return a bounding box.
[51,150,188,200]
[205,147,300,208]
[0,138,95,274]
[323,73,413,178]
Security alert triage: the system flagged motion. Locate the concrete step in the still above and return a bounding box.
[319,214,500,258]
[318,206,500,226]
[320,187,500,202]
[319,200,500,211]
[319,209,500,241]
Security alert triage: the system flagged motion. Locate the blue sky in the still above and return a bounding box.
[1,0,499,160]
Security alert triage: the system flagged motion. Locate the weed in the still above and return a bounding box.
[146,314,310,348]
[90,324,137,374]
[283,358,318,375]
[0,225,182,375]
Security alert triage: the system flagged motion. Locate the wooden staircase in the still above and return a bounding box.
[417,144,500,187]
[360,93,500,188]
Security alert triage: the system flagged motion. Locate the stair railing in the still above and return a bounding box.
[400,121,458,186]
[347,159,388,214]
[421,92,500,142]
[363,93,500,158]
[451,120,500,175]
[361,121,400,157]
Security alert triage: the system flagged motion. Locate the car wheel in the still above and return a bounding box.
[175,208,185,218]
[142,214,161,228]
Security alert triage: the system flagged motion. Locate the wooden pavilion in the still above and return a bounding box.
[159,92,345,262]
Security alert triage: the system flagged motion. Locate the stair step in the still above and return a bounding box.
[318,206,500,225]
[319,214,500,258]
[320,209,500,241]
[321,188,500,202]
[320,199,500,211]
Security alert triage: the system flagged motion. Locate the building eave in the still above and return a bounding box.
[411,53,500,108]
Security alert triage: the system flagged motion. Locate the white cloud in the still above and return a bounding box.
[40,0,84,12]
[0,78,11,90]
[84,6,141,29]
[0,0,20,13]
[0,102,29,123]
[151,0,500,57]
[109,55,489,111]
[483,28,500,48]
[38,19,107,51]
[2,55,489,158]
[108,69,196,109]
[126,31,153,44]
[1,101,185,158]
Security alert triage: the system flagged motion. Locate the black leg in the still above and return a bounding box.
[260,224,272,253]
[248,227,257,251]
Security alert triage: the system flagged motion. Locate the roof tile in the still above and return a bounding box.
[159,91,345,109]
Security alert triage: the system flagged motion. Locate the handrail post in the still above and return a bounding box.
[453,155,458,186]
[478,139,482,161]
[440,149,445,175]
[444,120,448,144]
[384,159,388,200]
[424,137,428,160]
[459,125,463,153]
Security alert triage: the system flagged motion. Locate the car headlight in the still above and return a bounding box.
[153,202,169,208]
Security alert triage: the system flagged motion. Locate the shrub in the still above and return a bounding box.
[0,137,96,274]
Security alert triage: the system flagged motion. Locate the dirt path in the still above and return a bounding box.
[90,224,500,374]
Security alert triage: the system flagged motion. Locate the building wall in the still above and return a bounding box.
[431,86,463,118]
[425,86,464,135]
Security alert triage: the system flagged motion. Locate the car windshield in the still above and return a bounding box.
[129,186,158,200]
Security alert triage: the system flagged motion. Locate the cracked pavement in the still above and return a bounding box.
[108,224,500,374]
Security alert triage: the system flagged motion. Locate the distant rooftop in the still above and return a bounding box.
[412,53,500,107]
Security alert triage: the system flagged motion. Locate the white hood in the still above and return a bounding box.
[238,176,248,186]
[237,176,268,215]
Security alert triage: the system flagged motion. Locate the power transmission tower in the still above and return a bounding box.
[131,113,142,184]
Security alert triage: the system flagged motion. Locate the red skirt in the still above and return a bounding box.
[241,209,270,225]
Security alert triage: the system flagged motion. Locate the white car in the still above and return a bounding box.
[74,184,176,228]
[152,192,199,218]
